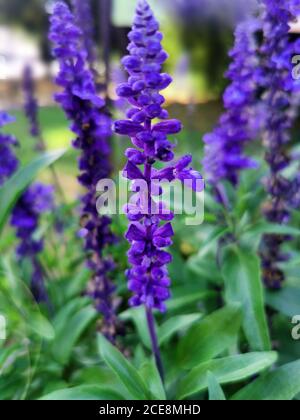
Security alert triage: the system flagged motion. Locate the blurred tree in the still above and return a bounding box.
[0,0,51,61]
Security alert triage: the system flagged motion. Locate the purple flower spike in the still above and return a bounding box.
[11,183,54,303]
[49,2,122,342]
[203,17,263,186]
[0,111,53,304]
[71,0,96,68]
[114,0,203,313]
[22,65,41,141]
[259,0,300,290]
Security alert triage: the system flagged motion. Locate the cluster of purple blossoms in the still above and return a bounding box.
[0,111,53,302]
[11,184,54,302]
[22,65,42,143]
[259,0,300,289]
[71,0,96,68]
[203,17,263,188]
[49,2,121,341]
[114,0,203,313]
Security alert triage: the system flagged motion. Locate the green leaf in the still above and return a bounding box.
[119,307,151,349]
[0,149,66,234]
[166,291,212,312]
[222,246,271,351]
[177,352,277,399]
[52,297,90,335]
[194,227,229,260]
[40,385,125,400]
[139,359,166,400]
[232,359,300,400]
[245,222,300,237]
[0,256,54,339]
[28,312,55,340]
[97,334,150,400]
[159,314,202,345]
[178,304,242,368]
[64,269,91,300]
[52,305,97,364]
[266,286,300,318]
[207,372,226,401]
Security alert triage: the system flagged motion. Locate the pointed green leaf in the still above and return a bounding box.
[207,372,226,401]
[40,385,125,400]
[119,307,151,349]
[232,360,300,400]
[139,359,166,400]
[222,246,271,351]
[97,334,150,400]
[177,352,277,399]
[0,149,66,234]
[159,314,202,345]
[178,304,242,368]
[52,305,97,364]
[266,286,300,318]
[166,291,213,312]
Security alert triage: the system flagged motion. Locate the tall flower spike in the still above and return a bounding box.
[49,2,122,342]
[11,183,54,303]
[259,0,300,289]
[0,111,53,303]
[22,65,42,148]
[203,17,263,188]
[114,0,203,377]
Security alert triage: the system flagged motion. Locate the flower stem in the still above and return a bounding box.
[145,306,164,383]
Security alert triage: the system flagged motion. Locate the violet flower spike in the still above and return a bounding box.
[113,0,203,378]
[22,65,42,145]
[203,17,263,188]
[71,0,96,69]
[259,0,300,290]
[11,183,54,303]
[0,111,53,304]
[49,2,122,343]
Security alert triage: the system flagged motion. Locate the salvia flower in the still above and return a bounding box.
[11,183,54,302]
[49,2,121,341]
[22,65,42,143]
[114,0,203,313]
[259,0,300,289]
[0,111,53,303]
[203,17,263,187]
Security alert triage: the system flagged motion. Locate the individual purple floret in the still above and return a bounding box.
[71,0,96,68]
[11,183,54,303]
[0,111,53,303]
[114,0,203,315]
[203,17,263,188]
[259,0,300,289]
[22,65,42,144]
[49,2,121,342]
